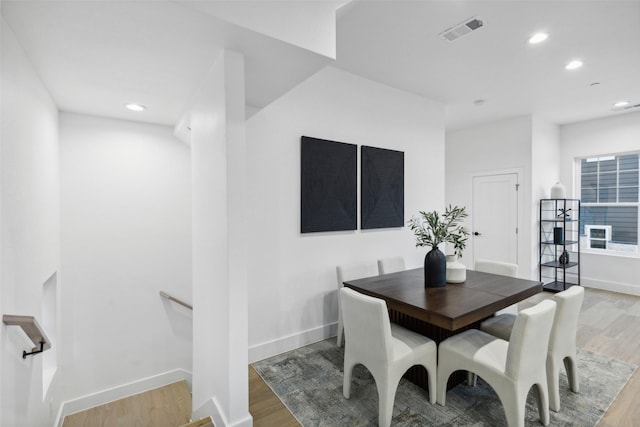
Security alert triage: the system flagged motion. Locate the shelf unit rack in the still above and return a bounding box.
[539,198,581,293]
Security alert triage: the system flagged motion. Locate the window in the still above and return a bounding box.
[579,153,639,255]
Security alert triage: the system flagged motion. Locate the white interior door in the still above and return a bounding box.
[472,173,519,265]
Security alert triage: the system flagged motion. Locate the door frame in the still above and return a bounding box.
[469,168,525,276]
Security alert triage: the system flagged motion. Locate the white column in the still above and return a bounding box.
[191,50,251,427]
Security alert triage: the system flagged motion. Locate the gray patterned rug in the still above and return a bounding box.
[252,339,636,426]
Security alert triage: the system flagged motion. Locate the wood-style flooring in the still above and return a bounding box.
[249,365,300,426]
[550,288,640,427]
[62,380,192,427]
[519,288,640,426]
[248,287,640,427]
[60,288,639,426]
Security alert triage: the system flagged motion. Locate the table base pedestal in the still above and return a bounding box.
[390,309,487,391]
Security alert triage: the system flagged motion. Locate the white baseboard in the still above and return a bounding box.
[194,397,227,427]
[247,279,639,367]
[55,368,192,427]
[192,397,253,427]
[546,271,640,297]
[231,414,254,427]
[249,322,337,363]
[581,277,640,296]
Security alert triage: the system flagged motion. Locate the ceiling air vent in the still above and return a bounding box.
[440,16,484,42]
[611,102,640,112]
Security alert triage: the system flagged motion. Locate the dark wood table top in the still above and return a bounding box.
[343,268,543,331]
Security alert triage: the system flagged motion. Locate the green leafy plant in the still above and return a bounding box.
[408,205,469,258]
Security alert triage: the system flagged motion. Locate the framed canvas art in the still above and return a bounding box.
[301,136,357,233]
[361,145,404,229]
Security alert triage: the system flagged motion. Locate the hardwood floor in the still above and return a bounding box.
[179,417,215,427]
[59,288,638,426]
[62,380,192,427]
[518,288,640,426]
[571,288,640,427]
[248,287,640,426]
[249,366,300,427]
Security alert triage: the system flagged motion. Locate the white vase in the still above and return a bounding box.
[446,254,466,283]
[550,182,566,199]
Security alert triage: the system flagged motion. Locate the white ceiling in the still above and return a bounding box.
[1,0,333,126]
[335,0,640,130]
[2,1,639,131]
[1,1,215,125]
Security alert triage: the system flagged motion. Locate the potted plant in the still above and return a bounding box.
[408,205,469,287]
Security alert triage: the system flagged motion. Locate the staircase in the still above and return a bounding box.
[179,417,215,427]
[62,380,214,427]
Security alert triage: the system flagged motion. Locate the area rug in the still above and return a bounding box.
[252,339,636,427]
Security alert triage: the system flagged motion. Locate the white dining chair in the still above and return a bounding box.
[340,287,437,427]
[377,256,406,275]
[437,299,557,427]
[475,259,520,315]
[474,259,519,277]
[481,285,585,412]
[335,263,375,347]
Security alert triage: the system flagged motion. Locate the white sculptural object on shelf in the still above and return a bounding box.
[550,182,566,199]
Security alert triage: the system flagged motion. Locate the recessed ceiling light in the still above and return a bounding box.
[565,60,583,70]
[528,32,548,44]
[613,101,630,108]
[125,103,147,112]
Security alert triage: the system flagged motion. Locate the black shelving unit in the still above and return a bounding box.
[539,199,581,293]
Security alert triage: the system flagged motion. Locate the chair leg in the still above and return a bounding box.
[547,357,562,412]
[467,371,477,387]
[436,365,452,406]
[499,386,527,427]
[375,371,401,427]
[418,362,437,404]
[533,381,551,426]
[337,309,344,347]
[343,356,355,399]
[426,364,437,405]
[564,355,580,393]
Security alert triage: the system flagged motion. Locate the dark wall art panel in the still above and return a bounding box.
[301,136,357,233]
[361,145,404,229]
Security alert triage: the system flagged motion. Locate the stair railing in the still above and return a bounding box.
[159,291,193,311]
[3,314,52,359]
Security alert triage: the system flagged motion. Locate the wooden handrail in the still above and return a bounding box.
[3,314,52,358]
[159,291,193,311]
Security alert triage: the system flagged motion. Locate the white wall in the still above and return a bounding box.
[445,116,533,278]
[190,51,251,427]
[560,111,640,295]
[531,117,560,202]
[531,118,561,278]
[187,1,340,59]
[532,118,561,200]
[1,18,60,426]
[1,17,3,425]
[59,113,192,403]
[246,66,445,362]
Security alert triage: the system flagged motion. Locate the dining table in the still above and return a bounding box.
[343,267,543,390]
